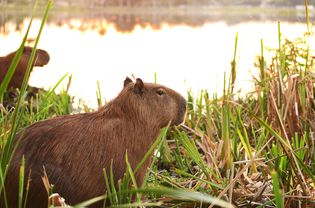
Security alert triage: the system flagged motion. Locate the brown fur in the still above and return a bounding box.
[3,77,186,207]
[0,46,50,89]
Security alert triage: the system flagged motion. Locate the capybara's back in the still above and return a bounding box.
[0,46,50,89]
[3,77,186,207]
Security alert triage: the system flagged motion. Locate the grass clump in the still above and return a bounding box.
[149,30,315,207]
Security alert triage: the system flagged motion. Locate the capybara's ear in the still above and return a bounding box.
[134,78,144,95]
[124,77,133,87]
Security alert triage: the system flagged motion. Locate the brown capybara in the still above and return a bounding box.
[0,46,50,89]
[3,77,186,207]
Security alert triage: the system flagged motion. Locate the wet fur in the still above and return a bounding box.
[3,78,186,207]
[0,46,50,88]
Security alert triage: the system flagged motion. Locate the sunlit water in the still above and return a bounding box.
[0,18,314,108]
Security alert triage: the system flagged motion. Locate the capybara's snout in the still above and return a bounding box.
[35,49,50,66]
[174,97,187,126]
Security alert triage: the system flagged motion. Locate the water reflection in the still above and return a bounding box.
[0,13,314,108]
[1,9,314,34]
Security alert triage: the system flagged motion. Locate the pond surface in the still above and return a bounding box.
[0,8,314,108]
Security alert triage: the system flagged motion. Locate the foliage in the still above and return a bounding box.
[150,29,315,207]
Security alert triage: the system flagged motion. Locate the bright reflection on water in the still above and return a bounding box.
[0,18,313,108]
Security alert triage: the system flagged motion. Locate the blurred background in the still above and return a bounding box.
[0,0,314,108]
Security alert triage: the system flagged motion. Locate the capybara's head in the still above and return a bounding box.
[115,77,186,128]
[21,46,50,66]
[0,46,50,89]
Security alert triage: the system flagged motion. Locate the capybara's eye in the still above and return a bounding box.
[156,89,165,96]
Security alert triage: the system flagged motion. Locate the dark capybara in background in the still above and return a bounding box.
[3,77,186,207]
[0,46,50,89]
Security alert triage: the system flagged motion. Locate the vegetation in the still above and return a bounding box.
[1,0,315,207]
[156,32,315,207]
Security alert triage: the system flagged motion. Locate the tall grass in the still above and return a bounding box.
[147,10,315,206]
[159,26,314,208]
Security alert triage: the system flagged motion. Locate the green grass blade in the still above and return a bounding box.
[96,80,103,108]
[125,152,142,207]
[138,124,170,189]
[109,160,118,204]
[254,116,289,149]
[176,129,210,177]
[175,169,223,190]
[260,38,267,118]
[0,166,8,208]
[45,73,69,99]
[108,201,163,207]
[73,195,106,208]
[135,124,169,174]
[133,187,234,208]
[18,157,25,208]
[103,168,113,205]
[230,32,238,93]
[271,170,284,208]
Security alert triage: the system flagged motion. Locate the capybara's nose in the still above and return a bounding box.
[181,99,187,112]
[176,98,187,125]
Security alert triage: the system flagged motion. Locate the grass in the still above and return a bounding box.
[1,1,315,208]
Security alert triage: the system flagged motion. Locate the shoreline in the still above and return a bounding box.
[0,4,314,15]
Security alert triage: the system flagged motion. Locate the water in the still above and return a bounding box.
[0,9,314,108]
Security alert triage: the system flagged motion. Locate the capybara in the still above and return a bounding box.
[0,46,50,89]
[3,77,186,207]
